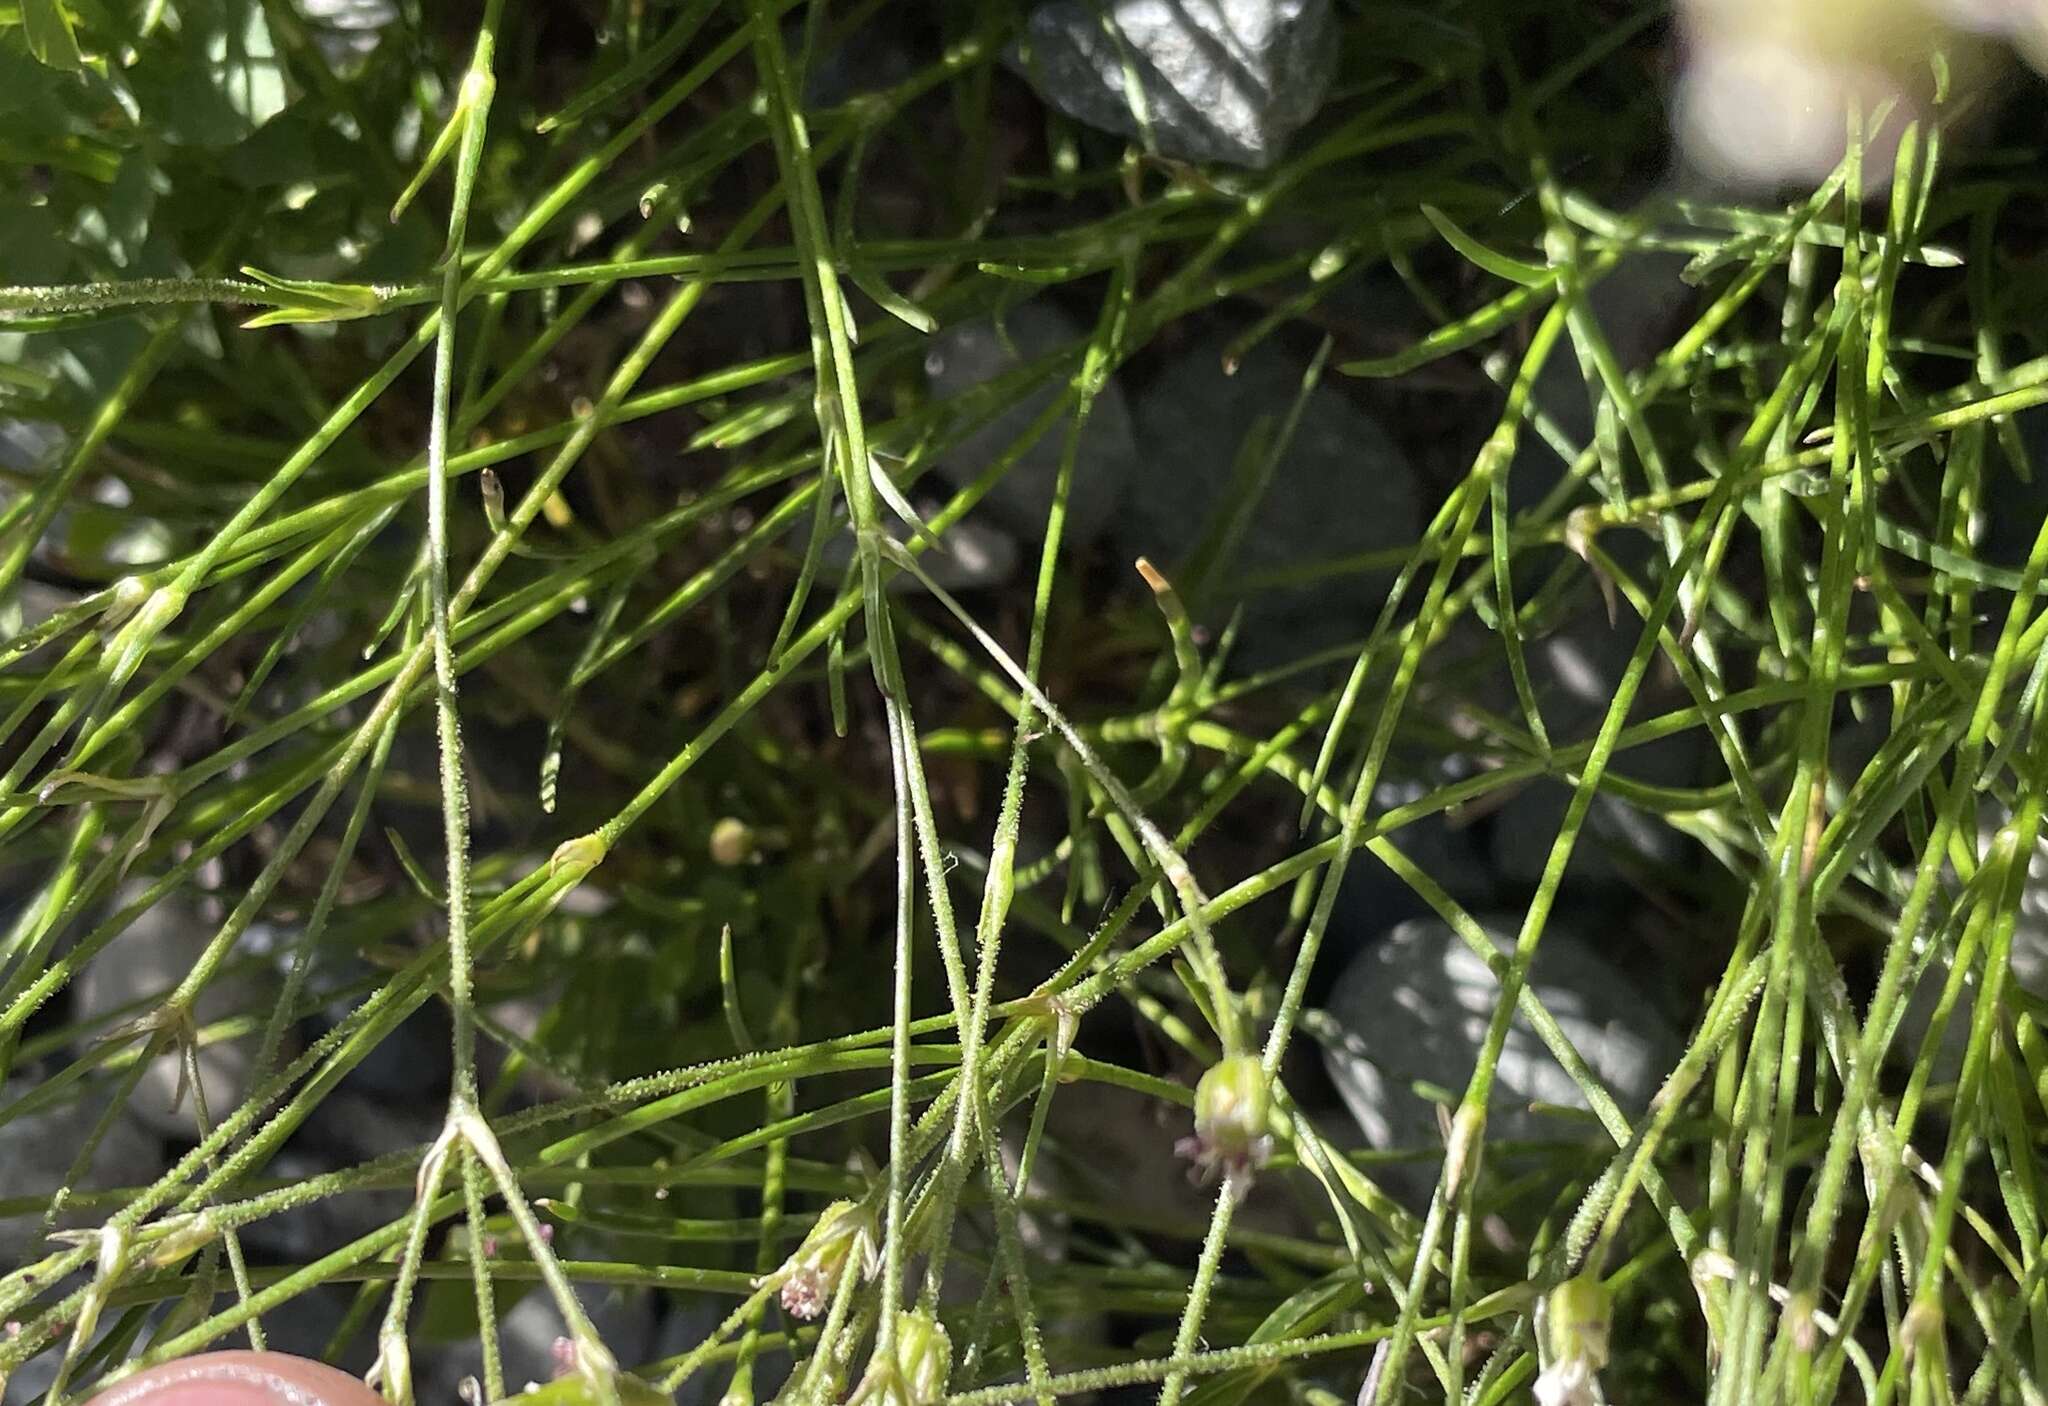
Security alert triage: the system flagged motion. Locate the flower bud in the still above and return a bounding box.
[370,1325,413,1402]
[1783,1290,1821,1354]
[710,817,756,867]
[775,1199,877,1320]
[106,575,151,625]
[849,1311,952,1406]
[1535,1274,1611,1406]
[1176,1054,1274,1190]
[549,831,609,880]
[141,1211,219,1269]
[1542,1275,1611,1370]
[1195,1054,1269,1158]
[894,1311,952,1406]
[1442,1104,1485,1200]
[1901,1296,1943,1361]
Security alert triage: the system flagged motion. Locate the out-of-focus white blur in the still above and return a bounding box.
[1676,0,2042,190]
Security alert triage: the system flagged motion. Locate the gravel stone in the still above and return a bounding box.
[923,302,1138,547]
[417,1281,658,1401]
[1320,915,1681,1202]
[73,895,284,1139]
[1484,607,1705,886]
[811,507,1022,594]
[0,1078,164,1268]
[1015,0,1338,168]
[1897,806,2048,1084]
[1119,328,1417,668]
[301,0,398,66]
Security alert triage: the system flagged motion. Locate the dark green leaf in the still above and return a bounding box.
[21,0,83,71]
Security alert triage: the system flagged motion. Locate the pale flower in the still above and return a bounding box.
[1675,0,2012,191]
[1534,1275,1613,1406]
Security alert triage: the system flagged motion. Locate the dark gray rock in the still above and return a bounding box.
[300,0,396,67]
[1897,805,2048,1084]
[1120,329,1417,669]
[1015,0,1338,168]
[1040,1077,1310,1238]
[1321,767,1499,983]
[800,12,916,110]
[0,421,60,473]
[1484,608,1705,887]
[0,1079,165,1268]
[1983,407,2048,573]
[73,896,284,1139]
[310,964,453,1110]
[923,302,1138,548]
[235,1125,422,1265]
[249,1283,374,1373]
[653,1296,772,1406]
[1319,915,1681,1203]
[1506,252,1692,512]
[417,1279,659,1401]
[811,507,1022,594]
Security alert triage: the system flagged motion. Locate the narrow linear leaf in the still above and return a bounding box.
[1421,205,1548,286]
[848,265,936,334]
[1341,281,1555,378]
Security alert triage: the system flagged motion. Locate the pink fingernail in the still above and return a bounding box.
[82,1350,386,1406]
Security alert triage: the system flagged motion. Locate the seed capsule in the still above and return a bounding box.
[1175,1054,1273,1188]
[1535,1274,1612,1406]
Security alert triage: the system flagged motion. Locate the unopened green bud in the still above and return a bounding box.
[106,575,150,625]
[141,1211,219,1268]
[1195,1054,1269,1158]
[549,831,609,880]
[1783,1290,1821,1354]
[1901,1297,1943,1361]
[1178,1054,1274,1188]
[894,1311,951,1406]
[1443,1104,1486,1198]
[104,583,187,686]
[1535,1274,1612,1406]
[1543,1274,1612,1371]
[850,1312,952,1406]
[371,1326,413,1402]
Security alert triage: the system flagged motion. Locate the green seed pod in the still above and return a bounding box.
[1901,1297,1943,1361]
[1542,1274,1612,1371]
[1194,1054,1270,1159]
